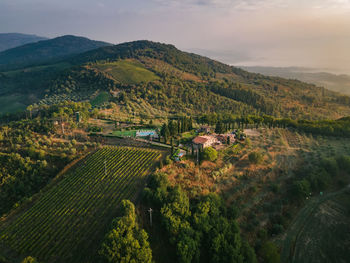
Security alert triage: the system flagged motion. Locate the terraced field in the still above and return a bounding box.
[0,147,161,263]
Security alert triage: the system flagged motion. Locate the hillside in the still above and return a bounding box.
[1,40,350,119]
[0,33,48,52]
[0,35,112,71]
[242,66,350,96]
[0,147,161,263]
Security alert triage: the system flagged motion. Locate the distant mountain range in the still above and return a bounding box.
[242,66,350,95]
[0,33,48,52]
[0,36,349,120]
[0,35,112,71]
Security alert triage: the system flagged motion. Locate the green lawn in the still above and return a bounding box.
[94,59,158,85]
[111,130,137,137]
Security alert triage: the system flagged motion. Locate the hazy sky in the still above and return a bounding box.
[1,0,350,73]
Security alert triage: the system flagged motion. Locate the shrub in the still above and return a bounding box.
[321,158,339,177]
[248,151,264,164]
[259,242,280,263]
[271,224,284,235]
[165,156,173,165]
[202,147,218,162]
[336,155,350,172]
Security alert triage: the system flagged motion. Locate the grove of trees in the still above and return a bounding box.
[143,173,257,263]
[99,200,152,263]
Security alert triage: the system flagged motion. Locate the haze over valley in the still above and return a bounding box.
[0,1,349,263]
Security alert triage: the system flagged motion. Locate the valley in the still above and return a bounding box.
[0,36,349,263]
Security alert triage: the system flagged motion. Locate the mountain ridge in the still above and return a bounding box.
[0,33,48,52]
[1,39,350,119]
[0,35,112,71]
[242,66,350,95]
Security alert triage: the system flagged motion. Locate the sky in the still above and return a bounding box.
[1,0,350,74]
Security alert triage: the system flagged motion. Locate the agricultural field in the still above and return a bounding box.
[280,186,350,263]
[0,146,161,263]
[93,59,159,85]
[90,91,111,107]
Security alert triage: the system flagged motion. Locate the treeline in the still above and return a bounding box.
[142,173,257,263]
[0,102,93,216]
[160,116,193,142]
[197,113,350,137]
[119,76,256,116]
[290,155,350,203]
[208,81,278,115]
[48,67,116,95]
[0,153,55,215]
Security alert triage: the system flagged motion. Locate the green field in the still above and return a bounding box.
[0,147,161,263]
[110,130,137,137]
[90,91,111,106]
[94,59,158,84]
[0,94,27,114]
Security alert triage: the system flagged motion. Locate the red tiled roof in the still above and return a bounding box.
[192,136,208,144]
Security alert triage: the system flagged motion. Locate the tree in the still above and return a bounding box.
[259,242,280,263]
[99,200,152,263]
[248,152,263,164]
[168,120,177,136]
[321,158,339,177]
[27,105,34,119]
[21,256,38,263]
[292,179,310,201]
[160,123,170,143]
[202,147,218,162]
[215,121,225,134]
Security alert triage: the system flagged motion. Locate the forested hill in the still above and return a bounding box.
[0,33,48,52]
[0,35,112,71]
[1,39,350,119]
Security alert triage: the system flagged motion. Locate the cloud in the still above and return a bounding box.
[151,0,350,10]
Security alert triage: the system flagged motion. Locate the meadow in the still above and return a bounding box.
[93,59,159,85]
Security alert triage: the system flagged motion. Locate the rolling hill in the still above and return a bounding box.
[0,33,48,52]
[0,35,112,71]
[242,66,350,96]
[1,39,350,119]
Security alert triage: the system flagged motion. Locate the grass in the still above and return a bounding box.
[0,147,161,263]
[0,94,27,114]
[110,130,137,137]
[94,59,159,85]
[90,91,111,107]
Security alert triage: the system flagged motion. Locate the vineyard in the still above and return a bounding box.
[0,146,161,263]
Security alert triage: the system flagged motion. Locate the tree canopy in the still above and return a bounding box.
[99,200,152,263]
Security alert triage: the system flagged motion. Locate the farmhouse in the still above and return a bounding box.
[216,134,235,144]
[192,135,218,150]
